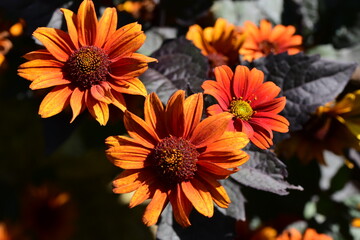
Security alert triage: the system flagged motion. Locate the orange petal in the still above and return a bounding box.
[214,65,233,91]
[106,144,151,169]
[29,72,70,90]
[142,189,168,226]
[111,90,127,111]
[202,80,230,110]
[259,19,272,40]
[197,171,230,208]
[269,24,287,42]
[70,87,86,123]
[22,49,55,60]
[95,7,117,48]
[130,183,153,208]
[90,83,113,104]
[110,53,157,79]
[144,92,167,138]
[183,93,203,137]
[181,180,213,218]
[105,22,145,61]
[165,90,185,138]
[61,8,79,49]
[250,130,273,149]
[206,104,224,116]
[33,27,74,62]
[85,91,109,125]
[199,150,249,169]
[77,0,98,46]
[105,135,153,151]
[38,85,72,118]
[197,161,237,178]
[233,65,250,99]
[123,110,160,148]
[108,77,147,96]
[189,112,232,148]
[251,112,289,132]
[113,169,143,193]
[169,184,193,227]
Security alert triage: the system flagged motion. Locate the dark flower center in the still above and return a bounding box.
[152,136,199,186]
[229,99,254,120]
[259,40,278,55]
[64,46,111,90]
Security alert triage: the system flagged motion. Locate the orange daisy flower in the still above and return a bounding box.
[202,65,289,149]
[276,228,332,240]
[18,0,156,125]
[186,18,245,68]
[105,90,249,227]
[240,19,302,62]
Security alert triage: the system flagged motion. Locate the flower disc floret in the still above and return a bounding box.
[229,99,253,120]
[65,46,111,90]
[153,136,198,185]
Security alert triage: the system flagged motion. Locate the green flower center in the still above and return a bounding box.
[229,99,254,120]
[64,46,111,90]
[153,136,199,185]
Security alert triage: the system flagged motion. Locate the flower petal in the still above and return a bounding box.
[189,112,232,148]
[106,144,151,169]
[70,87,86,123]
[183,93,203,137]
[165,90,185,138]
[130,177,157,208]
[33,27,74,62]
[202,80,230,110]
[22,49,54,61]
[113,169,143,193]
[95,7,117,48]
[38,85,72,118]
[29,72,70,90]
[142,189,168,226]
[197,161,237,178]
[181,180,213,218]
[61,8,79,49]
[197,171,230,208]
[108,77,147,96]
[233,65,250,99]
[123,110,160,148]
[85,91,109,126]
[77,0,98,46]
[105,22,145,61]
[169,184,193,227]
[144,92,167,138]
[206,104,224,116]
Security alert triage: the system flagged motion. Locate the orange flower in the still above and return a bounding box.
[202,65,289,149]
[276,228,332,240]
[18,0,156,125]
[186,18,245,68]
[240,19,302,62]
[277,90,360,165]
[105,90,249,227]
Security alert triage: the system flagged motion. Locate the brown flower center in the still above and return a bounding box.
[229,99,253,120]
[259,40,278,55]
[64,46,111,90]
[152,136,199,185]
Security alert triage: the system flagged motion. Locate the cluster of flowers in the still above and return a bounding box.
[16,2,350,239]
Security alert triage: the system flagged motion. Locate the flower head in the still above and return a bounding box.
[105,90,249,227]
[186,18,245,68]
[240,19,302,62]
[277,90,360,165]
[202,65,289,149]
[18,0,156,125]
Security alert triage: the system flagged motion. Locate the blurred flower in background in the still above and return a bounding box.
[186,18,245,68]
[277,89,360,165]
[239,19,302,62]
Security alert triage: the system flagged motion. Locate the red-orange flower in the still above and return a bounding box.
[18,0,156,125]
[186,18,245,68]
[105,90,249,227]
[240,19,302,62]
[202,65,289,149]
[276,228,332,240]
